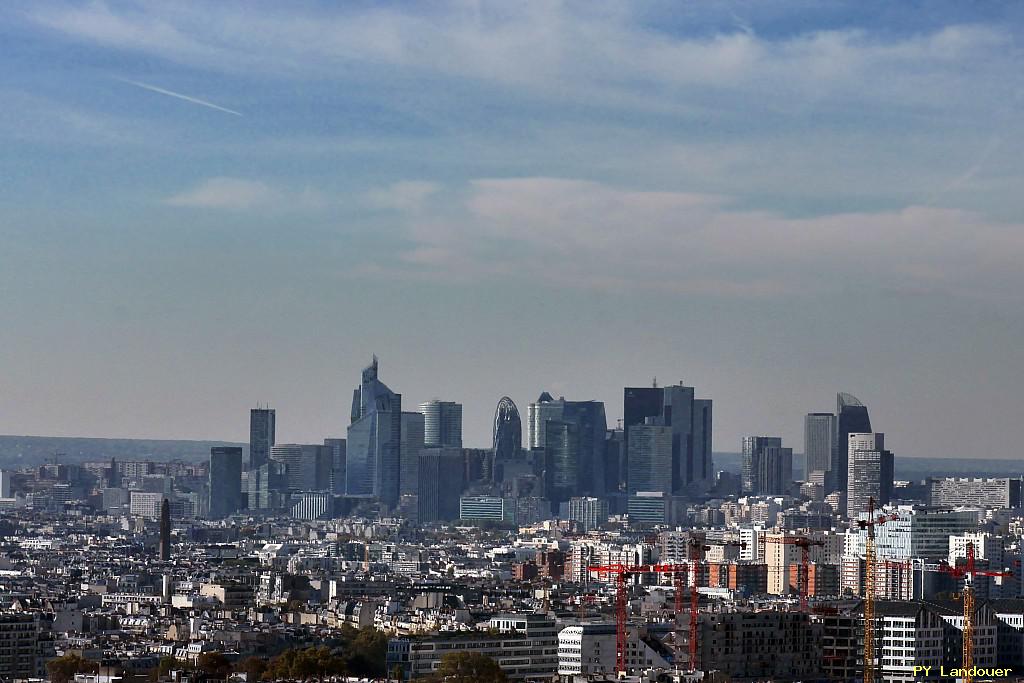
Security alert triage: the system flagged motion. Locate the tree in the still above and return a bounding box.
[236,656,267,681]
[47,654,99,683]
[196,651,232,679]
[429,652,507,683]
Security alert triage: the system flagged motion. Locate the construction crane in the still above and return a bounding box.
[764,534,826,612]
[853,499,901,683]
[588,562,689,674]
[937,541,1013,683]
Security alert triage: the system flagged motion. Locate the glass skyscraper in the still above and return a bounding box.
[208,446,242,519]
[528,395,608,501]
[419,400,462,448]
[835,393,872,494]
[804,412,837,488]
[248,407,275,471]
[346,357,402,509]
[623,382,713,495]
[492,396,523,463]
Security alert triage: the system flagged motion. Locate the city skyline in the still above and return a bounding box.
[2,2,1023,460]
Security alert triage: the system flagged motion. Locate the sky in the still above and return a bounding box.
[1,1,1023,458]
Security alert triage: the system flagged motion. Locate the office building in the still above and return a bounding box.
[835,392,871,494]
[346,357,402,508]
[460,495,515,524]
[848,506,978,561]
[627,491,667,525]
[323,438,346,494]
[623,381,713,494]
[400,412,425,495]
[929,477,1022,509]
[130,491,167,518]
[158,498,171,561]
[0,470,11,498]
[290,492,334,520]
[419,400,462,448]
[845,433,894,517]
[248,406,275,471]
[388,614,558,680]
[804,412,837,487]
[530,395,607,503]
[493,396,523,464]
[416,448,464,523]
[626,421,673,494]
[247,460,287,511]
[742,436,788,494]
[567,496,608,532]
[271,444,332,492]
[208,446,243,518]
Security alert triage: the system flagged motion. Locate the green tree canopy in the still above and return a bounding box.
[429,652,507,683]
[47,654,99,683]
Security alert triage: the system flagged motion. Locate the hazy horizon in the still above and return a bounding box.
[2,2,1022,459]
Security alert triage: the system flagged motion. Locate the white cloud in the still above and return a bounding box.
[366,181,440,211]
[163,177,328,211]
[24,3,1018,112]
[384,177,1024,301]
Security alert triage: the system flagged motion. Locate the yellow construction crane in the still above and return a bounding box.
[854,499,900,683]
[937,541,1012,683]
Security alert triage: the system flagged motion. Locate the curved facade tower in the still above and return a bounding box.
[492,396,523,463]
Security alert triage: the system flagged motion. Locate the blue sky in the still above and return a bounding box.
[2,1,1023,459]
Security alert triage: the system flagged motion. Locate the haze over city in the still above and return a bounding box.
[2,1,1023,458]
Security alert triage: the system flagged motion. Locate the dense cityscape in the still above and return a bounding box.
[0,356,1022,682]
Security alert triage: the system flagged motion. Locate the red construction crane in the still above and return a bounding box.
[764,534,826,612]
[588,562,689,674]
[937,542,1013,683]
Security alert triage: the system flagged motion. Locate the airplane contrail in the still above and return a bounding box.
[118,78,243,116]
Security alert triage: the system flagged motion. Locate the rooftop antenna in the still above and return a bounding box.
[652,376,658,388]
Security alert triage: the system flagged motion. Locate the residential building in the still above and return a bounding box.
[567,496,608,532]
[557,623,670,676]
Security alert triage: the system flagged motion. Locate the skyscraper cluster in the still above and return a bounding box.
[202,358,894,527]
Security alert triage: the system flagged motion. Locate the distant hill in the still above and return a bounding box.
[0,435,246,468]
[714,451,1022,481]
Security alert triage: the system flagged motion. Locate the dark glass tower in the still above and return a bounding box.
[623,382,713,495]
[492,396,523,464]
[834,392,871,494]
[248,407,276,471]
[158,498,171,561]
[208,446,243,519]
